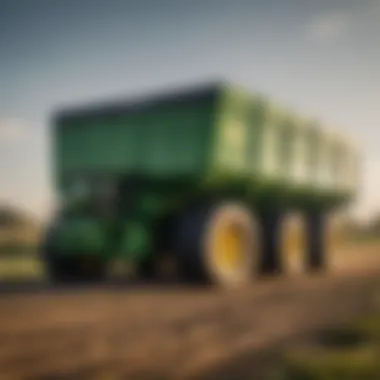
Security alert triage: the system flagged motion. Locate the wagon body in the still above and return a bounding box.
[43,81,360,285]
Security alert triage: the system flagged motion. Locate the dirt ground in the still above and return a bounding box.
[0,243,379,380]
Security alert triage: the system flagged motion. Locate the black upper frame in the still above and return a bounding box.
[54,80,223,126]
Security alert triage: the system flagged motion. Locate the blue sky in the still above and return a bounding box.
[0,0,379,221]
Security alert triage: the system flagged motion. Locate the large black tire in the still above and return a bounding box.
[44,251,107,285]
[259,210,308,276]
[135,258,157,281]
[135,214,180,282]
[306,212,327,272]
[175,202,260,287]
[43,234,106,284]
[42,225,107,284]
[45,254,107,284]
[258,210,282,275]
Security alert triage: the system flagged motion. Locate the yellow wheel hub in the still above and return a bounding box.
[282,216,306,273]
[212,223,245,272]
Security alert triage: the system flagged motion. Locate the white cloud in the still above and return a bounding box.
[307,3,380,44]
[0,118,27,144]
[307,9,353,43]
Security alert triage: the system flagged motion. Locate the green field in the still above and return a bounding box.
[0,254,137,281]
[274,314,380,380]
[0,255,44,280]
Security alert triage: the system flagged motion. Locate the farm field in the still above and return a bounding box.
[0,241,379,379]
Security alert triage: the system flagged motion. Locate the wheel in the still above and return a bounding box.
[175,202,260,287]
[306,212,328,272]
[258,210,281,275]
[326,213,345,270]
[41,223,107,284]
[135,214,179,282]
[279,213,308,276]
[136,258,157,281]
[44,251,107,284]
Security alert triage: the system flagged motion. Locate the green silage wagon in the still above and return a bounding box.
[42,81,359,287]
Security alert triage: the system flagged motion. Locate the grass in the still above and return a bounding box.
[347,234,380,244]
[276,315,380,380]
[0,256,44,280]
[0,256,135,281]
[281,347,380,380]
[0,230,377,282]
[0,222,43,280]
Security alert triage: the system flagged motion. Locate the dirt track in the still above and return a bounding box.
[0,243,379,380]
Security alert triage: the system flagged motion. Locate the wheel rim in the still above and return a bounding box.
[216,222,246,272]
[205,205,256,285]
[281,215,306,274]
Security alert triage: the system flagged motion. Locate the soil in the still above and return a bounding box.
[0,243,379,380]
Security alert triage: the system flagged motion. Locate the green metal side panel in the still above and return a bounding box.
[208,84,254,178]
[138,102,213,176]
[207,83,359,207]
[56,117,139,174]
[55,100,215,187]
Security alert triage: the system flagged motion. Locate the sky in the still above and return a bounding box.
[0,0,379,221]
